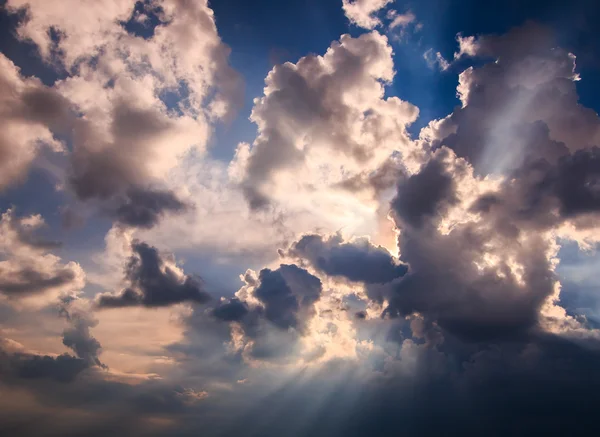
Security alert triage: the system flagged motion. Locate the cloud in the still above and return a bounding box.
[285,233,407,284]
[424,23,594,178]
[0,209,85,306]
[391,149,461,229]
[423,48,450,71]
[3,350,89,383]
[342,0,393,29]
[210,264,324,363]
[96,241,211,308]
[60,296,106,368]
[111,188,190,229]
[387,10,416,30]
[6,0,242,229]
[220,264,323,335]
[386,155,560,341]
[251,265,322,332]
[234,31,418,210]
[0,54,69,192]
[453,33,480,59]
[0,297,105,384]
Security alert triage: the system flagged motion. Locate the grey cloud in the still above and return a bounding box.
[112,188,189,229]
[60,300,105,368]
[68,101,190,229]
[425,23,598,177]
[391,150,460,229]
[2,208,62,251]
[253,264,322,332]
[212,298,250,322]
[384,156,557,341]
[0,209,82,299]
[0,268,76,296]
[7,351,89,383]
[0,54,72,192]
[540,147,600,217]
[287,233,407,284]
[334,156,406,198]
[96,241,211,309]
[209,264,323,363]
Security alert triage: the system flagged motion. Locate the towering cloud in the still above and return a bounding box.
[233,31,418,210]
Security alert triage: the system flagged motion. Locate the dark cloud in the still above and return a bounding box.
[287,233,407,284]
[334,156,405,198]
[96,241,211,309]
[112,188,189,229]
[208,264,323,363]
[382,155,558,341]
[60,300,106,368]
[391,150,460,229]
[253,264,322,332]
[0,267,76,296]
[540,147,600,217]
[8,352,89,383]
[212,298,250,322]
[67,100,193,229]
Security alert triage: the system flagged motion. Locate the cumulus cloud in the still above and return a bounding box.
[0,54,69,192]
[234,31,418,210]
[5,0,242,229]
[0,209,85,306]
[96,241,211,308]
[285,233,407,284]
[211,264,324,363]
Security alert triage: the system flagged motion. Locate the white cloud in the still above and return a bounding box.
[236,31,418,214]
[6,0,242,220]
[423,49,450,71]
[454,33,480,59]
[387,10,416,30]
[342,0,394,29]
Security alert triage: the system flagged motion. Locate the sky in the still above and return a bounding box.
[0,0,600,435]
